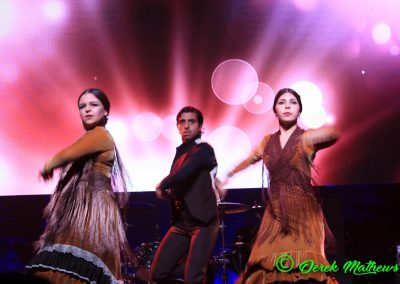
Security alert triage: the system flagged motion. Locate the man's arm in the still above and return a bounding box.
[159,143,216,191]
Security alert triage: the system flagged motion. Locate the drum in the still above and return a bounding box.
[131,241,160,283]
[208,244,250,281]
[120,241,160,283]
[208,249,241,283]
[227,242,250,274]
[134,241,160,269]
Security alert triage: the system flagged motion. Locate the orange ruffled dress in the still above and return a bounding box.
[233,127,339,284]
[26,126,131,284]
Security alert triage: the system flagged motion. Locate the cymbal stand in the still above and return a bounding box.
[253,201,263,221]
[120,207,135,283]
[219,210,229,284]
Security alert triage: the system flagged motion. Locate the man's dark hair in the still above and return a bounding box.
[176,106,204,126]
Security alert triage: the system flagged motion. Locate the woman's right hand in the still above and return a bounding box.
[215,177,229,201]
[39,163,53,181]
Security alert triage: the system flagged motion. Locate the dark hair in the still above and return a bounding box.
[78,88,110,127]
[273,88,303,114]
[176,106,204,126]
[78,88,111,113]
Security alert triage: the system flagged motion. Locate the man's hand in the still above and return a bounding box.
[155,183,171,200]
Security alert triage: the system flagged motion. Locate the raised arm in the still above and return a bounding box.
[215,135,270,199]
[41,126,113,179]
[303,126,340,151]
[228,135,271,177]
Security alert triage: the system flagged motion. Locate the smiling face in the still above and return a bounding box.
[78,93,108,130]
[274,92,301,124]
[177,112,202,142]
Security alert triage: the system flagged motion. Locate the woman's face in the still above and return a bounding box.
[78,93,108,130]
[274,92,301,124]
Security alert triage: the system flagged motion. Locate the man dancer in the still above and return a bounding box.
[151,106,220,284]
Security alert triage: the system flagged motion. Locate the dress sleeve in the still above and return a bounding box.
[302,126,340,152]
[45,126,113,172]
[229,135,271,176]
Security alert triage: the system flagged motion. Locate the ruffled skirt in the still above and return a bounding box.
[236,195,338,284]
[26,170,129,284]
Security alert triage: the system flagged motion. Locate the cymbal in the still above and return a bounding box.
[217,202,251,214]
[226,242,250,249]
[251,203,263,210]
[137,241,160,248]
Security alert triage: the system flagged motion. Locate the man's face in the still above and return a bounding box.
[177,112,202,142]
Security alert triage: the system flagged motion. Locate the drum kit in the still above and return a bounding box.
[213,201,264,284]
[120,201,263,284]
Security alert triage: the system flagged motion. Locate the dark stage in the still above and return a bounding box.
[1,184,399,284]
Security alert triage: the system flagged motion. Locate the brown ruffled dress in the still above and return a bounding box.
[26,126,131,284]
[233,127,339,284]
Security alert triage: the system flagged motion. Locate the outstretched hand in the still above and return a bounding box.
[39,164,53,181]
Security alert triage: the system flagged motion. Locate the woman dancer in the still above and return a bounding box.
[221,88,340,283]
[26,88,131,284]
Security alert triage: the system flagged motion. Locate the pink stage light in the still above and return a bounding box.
[242,82,275,115]
[211,59,258,105]
[372,23,392,44]
[207,126,251,168]
[107,117,129,145]
[300,105,327,129]
[0,0,16,38]
[292,0,321,11]
[41,1,68,23]
[325,115,335,124]
[289,81,328,129]
[131,112,162,142]
[290,81,323,110]
[206,125,268,189]
[161,115,180,143]
[207,125,261,188]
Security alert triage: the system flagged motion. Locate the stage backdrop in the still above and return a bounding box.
[1,0,400,195]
